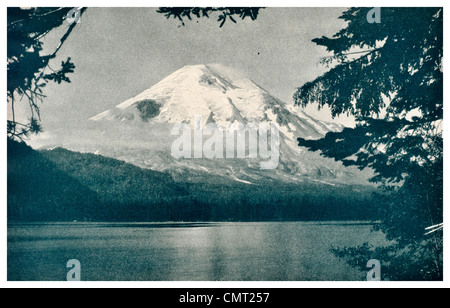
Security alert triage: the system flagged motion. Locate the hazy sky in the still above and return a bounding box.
[13,7,353,147]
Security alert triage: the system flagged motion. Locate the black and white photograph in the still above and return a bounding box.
[3,2,446,287]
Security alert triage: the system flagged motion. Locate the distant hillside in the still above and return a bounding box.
[40,147,186,206]
[8,139,99,221]
[8,139,379,222]
[7,139,187,222]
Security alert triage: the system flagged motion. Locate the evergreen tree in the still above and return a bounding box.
[294,8,443,280]
[7,7,87,141]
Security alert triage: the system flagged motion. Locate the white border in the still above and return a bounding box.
[1,1,449,289]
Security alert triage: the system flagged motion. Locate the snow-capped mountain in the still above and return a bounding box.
[91,64,342,138]
[89,64,371,185]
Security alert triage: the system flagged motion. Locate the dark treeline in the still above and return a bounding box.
[181,183,377,222]
[8,139,378,222]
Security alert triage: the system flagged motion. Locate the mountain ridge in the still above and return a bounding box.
[8,139,378,222]
[86,64,372,186]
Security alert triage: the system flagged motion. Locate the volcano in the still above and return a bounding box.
[89,64,371,186]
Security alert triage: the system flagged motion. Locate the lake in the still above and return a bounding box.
[7,221,386,281]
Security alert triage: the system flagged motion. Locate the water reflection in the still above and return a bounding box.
[8,222,386,281]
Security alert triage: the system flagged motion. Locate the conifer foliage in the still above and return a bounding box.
[295,8,443,280]
[7,7,87,141]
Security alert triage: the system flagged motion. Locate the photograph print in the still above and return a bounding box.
[6,7,443,281]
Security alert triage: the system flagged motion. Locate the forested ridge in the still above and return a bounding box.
[7,139,378,222]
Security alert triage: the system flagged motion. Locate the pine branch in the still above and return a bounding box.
[48,8,87,59]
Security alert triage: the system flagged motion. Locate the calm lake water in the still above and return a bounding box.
[7,221,386,281]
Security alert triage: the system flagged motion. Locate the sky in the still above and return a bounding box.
[11,7,354,148]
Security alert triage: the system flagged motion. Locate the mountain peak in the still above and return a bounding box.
[85,64,370,186]
[91,63,272,125]
[90,64,343,137]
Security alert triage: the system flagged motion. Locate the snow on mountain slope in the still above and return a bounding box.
[89,64,371,185]
[91,64,341,137]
